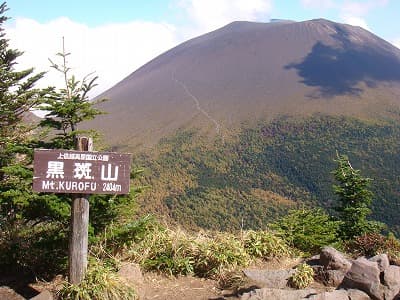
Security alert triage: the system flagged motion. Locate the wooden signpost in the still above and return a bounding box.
[33,137,132,284]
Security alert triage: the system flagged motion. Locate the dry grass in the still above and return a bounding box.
[58,259,136,300]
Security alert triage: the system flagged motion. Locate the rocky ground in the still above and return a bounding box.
[0,258,303,300]
[2,247,400,300]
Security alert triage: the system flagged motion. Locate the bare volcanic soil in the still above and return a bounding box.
[0,258,331,300]
[86,18,400,149]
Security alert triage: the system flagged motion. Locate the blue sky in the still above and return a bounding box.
[4,0,400,96]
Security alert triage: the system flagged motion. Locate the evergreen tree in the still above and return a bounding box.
[0,1,55,227]
[39,38,105,149]
[39,40,144,236]
[0,2,47,179]
[0,3,69,274]
[333,153,383,239]
[0,4,142,275]
[270,207,340,253]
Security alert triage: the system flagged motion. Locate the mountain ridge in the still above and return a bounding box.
[87,18,400,149]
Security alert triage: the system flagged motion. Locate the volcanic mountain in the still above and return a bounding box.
[88,18,400,149]
[86,19,400,233]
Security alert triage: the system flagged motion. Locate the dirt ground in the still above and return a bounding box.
[0,258,329,300]
[133,258,305,300]
[0,273,237,300]
[136,273,235,300]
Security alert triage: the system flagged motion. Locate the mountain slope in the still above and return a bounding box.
[87,19,400,148]
[134,115,400,233]
[84,19,400,234]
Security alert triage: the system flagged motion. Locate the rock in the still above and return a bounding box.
[30,290,53,300]
[313,265,345,286]
[243,269,294,288]
[240,288,317,300]
[341,257,383,300]
[320,246,352,272]
[117,262,144,284]
[383,265,400,300]
[312,265,326,283]
[348,289,371,300]
[306,255,321,266]
[308,289,349,300]
[323,269,346,287]
[0,286,25,300]
[243,269,295,289]
[369,254,390,273]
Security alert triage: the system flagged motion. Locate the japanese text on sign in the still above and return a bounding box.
[33,149,131,194]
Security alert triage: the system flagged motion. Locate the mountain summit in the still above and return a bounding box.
[88,19,400,148]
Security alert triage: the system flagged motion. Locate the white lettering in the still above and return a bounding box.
[78,182,84,190]
[46,161,64,179]
[73,163,93,180]
[58,181,65,190]
[101,164,119,181]
[42,180,51,189]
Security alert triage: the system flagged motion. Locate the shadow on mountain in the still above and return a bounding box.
[285,25,400,97]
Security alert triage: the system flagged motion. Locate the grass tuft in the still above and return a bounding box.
[58,259,136,300]
[243,230,295,259]
[288,263,314,289]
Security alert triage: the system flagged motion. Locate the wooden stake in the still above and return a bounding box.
[69,136,92,284]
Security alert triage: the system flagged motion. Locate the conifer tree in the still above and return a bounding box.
[39,38,105,149]
[333,153,383,239]
[0,2,53,226]
[0,3,141,275]
[0,2,47,179]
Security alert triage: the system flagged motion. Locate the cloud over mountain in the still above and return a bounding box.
[7,17,177,96]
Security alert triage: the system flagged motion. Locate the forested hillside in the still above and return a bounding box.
[135,115,400,234]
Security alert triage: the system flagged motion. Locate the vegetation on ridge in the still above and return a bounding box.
[135,115,400,235]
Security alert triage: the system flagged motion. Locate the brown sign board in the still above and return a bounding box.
[33,149,132,194]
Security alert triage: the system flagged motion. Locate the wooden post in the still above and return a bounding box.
[69,136,93,284]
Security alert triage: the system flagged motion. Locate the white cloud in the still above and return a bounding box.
[338,0,388,32]
[6,1,273,98]
[393,38,400,50]
[301,0,334,10]
[341,2,371,16]
[7,17,178,97]
[341,0,388,15]
[5,1,275,98]
[181,0,272,34]
[341,15,370,30]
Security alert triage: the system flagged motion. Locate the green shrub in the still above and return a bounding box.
[58,259,136,300]
[124,227,251,277]
[95,215,161,254]
[243,230,294,259]
[100,220,299,279]
[270,208,340,254]
[194,233,250,277]
[131,228,196,276]
[0,222,68,277]
[288,263,314,289]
